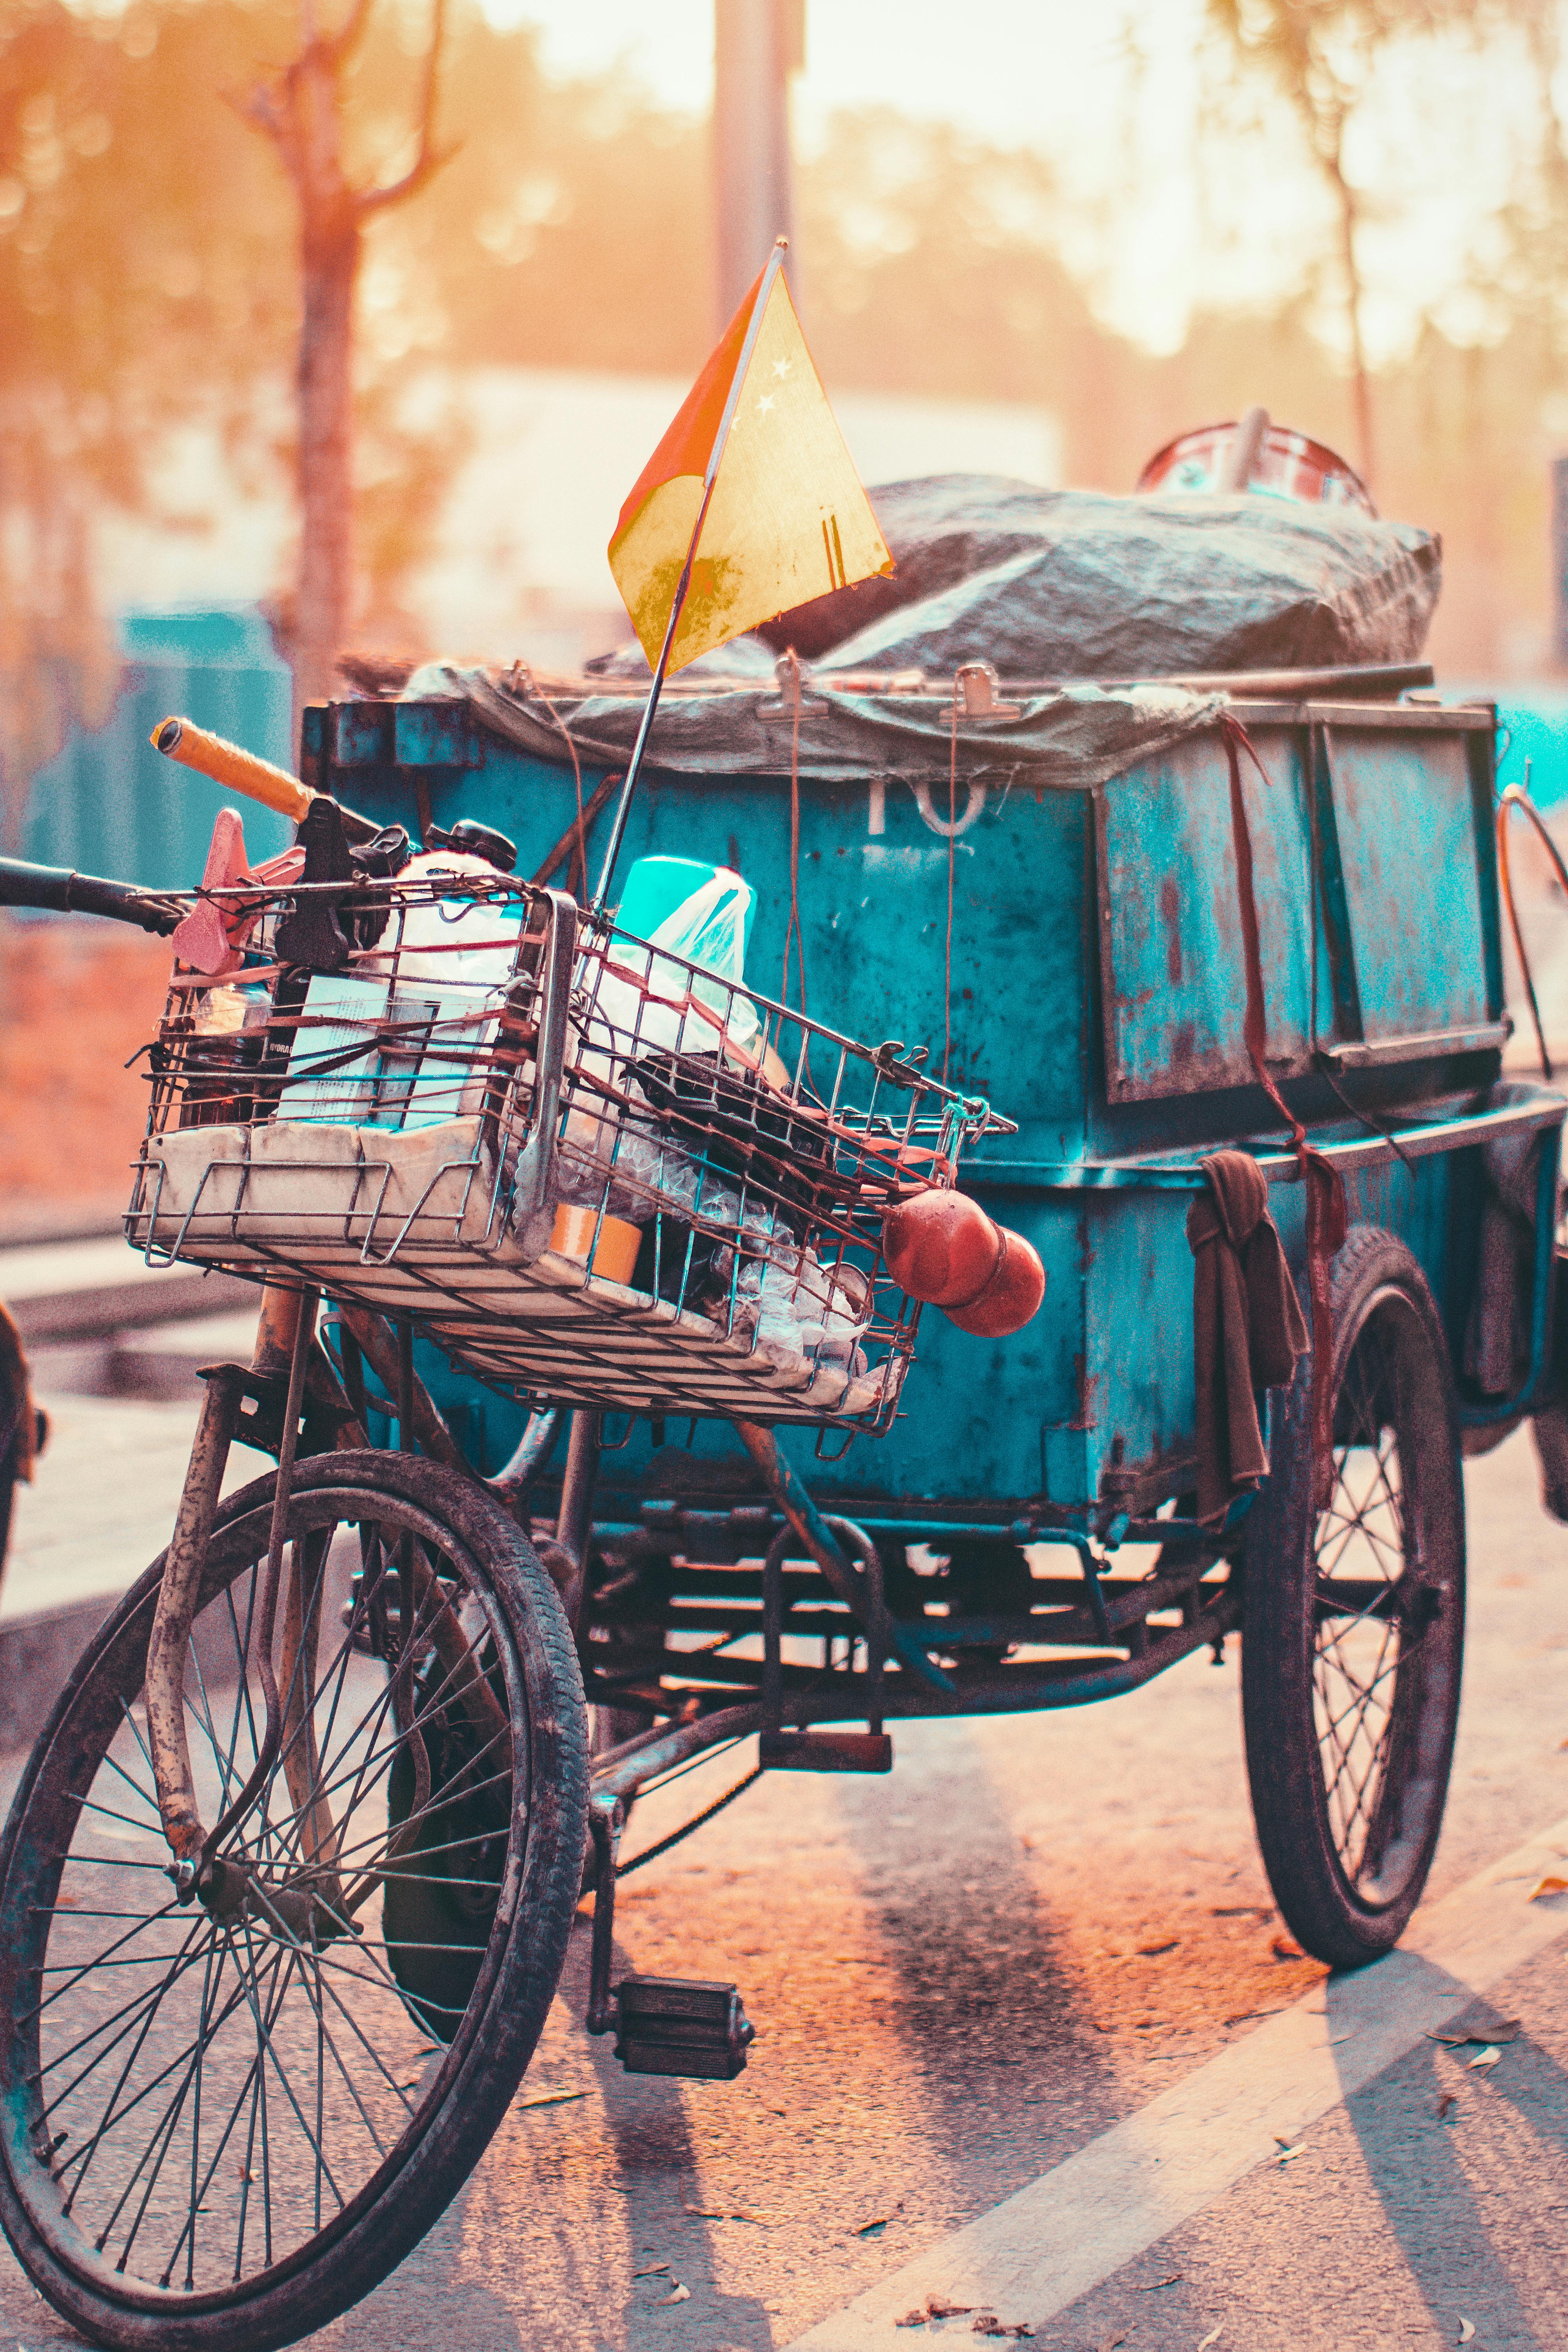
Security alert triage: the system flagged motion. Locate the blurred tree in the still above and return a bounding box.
[0,0,290,844]
[0,0,470,841]
[1198,0,1462,491]
[237,0,449,718]
[4,0,1566,796]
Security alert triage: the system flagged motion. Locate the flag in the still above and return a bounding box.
[608,258,893,675]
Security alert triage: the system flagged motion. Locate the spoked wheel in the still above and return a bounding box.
[1241,1227,1465,1969]
[0,1450,588,2352]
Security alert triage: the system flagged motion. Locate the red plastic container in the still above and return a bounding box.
[1136,420,1376,517]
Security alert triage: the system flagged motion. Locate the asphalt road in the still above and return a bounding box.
[0,1426,1565,2352]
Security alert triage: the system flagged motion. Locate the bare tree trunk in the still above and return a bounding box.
[241,0,448,752]
[295,220,359,717]
[1324,121,1373,494]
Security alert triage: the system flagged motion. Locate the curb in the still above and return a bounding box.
[0,1594,121,1754]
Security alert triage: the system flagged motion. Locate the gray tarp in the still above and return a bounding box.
[403,470,1439,788]
[590,473,1441,678]
[404,663,1227,791]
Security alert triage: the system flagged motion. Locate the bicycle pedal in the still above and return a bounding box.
[612,1975,754,2080]
[759,1730,893,1773]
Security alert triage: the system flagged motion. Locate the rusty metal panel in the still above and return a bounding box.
[1096,724,1315,1101]
[1322,726,1490,1041]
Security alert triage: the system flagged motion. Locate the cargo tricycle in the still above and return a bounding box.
[0,652,1558,2350]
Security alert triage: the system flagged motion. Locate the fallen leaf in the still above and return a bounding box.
[1210,1905,1257,1916]
[657,2282,691,2306]
[633,2263,669,2279]
[517,2088,587,2111]
[1529,1874,1568,1900]
[1274,2142,1305,2164]
[926,2299,975,2321]
[1137,2276,1183,2292]
[971,2319,1034,2340]
[1458,2323,1475,2345]
[895,2316,928,2332]
[1437,2094,1457,2120]
[1198,2330,1223,2351]
[1270,1936,1304,1960]
[1428,2021,1520,2049]
[1467,2046,1501,2070]
[856,2211,898,2238]
[1136,1939,1179,1956]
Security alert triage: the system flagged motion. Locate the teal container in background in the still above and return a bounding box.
[19,607,294,891]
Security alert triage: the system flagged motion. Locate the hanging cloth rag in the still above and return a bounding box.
[1186,1149,1310,1525]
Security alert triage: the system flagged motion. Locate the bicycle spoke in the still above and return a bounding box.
[6,1479,543,2310]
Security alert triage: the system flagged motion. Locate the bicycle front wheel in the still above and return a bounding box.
[0,1449,588,2352]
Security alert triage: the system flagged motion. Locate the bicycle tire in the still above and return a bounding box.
[1241,1227,1465,1969]
[0,1448,588,2352]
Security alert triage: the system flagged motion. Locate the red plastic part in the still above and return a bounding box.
[882,1189,1000,1307]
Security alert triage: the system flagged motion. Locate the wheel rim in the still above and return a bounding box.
[0,1481,527,2309]
[1311,1285,1458,1911]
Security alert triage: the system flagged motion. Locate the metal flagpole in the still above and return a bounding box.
[591,235,791,914]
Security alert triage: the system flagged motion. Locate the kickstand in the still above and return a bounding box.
[585,1791,624,2036]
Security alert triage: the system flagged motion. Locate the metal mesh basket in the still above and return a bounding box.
[125,867,1012,1430]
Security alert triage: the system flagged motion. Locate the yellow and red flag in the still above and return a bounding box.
[608,249,893,675]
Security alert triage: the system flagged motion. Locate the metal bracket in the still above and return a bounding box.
[509,886,577,1220]
[195,1356,349,1463]
[758,649,826,719]
[273,798,354,972]
[760,1513,889,1748]
[953,660,1022,720]
[759,1730,893,1773]
[737,1421,954,1692]
[911,777,989,839]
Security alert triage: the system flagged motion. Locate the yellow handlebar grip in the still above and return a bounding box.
[151,717,312,822]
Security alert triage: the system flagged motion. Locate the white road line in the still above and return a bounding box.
[790,1815,1568,2349]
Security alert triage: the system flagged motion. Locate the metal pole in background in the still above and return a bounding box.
[1553,455,1568,670]
[713,0,804,331]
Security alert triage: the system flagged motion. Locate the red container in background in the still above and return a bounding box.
[1137,420,1377,517]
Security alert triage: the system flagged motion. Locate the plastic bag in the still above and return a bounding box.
[597,868,759,1057]
[560,868,761,1210]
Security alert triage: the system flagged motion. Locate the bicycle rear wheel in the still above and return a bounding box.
[0,1449,588,2352]
[1241,1228,1465,1968]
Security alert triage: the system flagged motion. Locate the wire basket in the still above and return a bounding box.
[125,866,1013,1430]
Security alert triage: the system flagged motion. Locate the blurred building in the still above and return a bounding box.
[22,610,293,895]
[94,367,1064,675]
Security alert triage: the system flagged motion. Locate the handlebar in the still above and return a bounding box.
[152,717,378,846]
[0,857,185,936]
